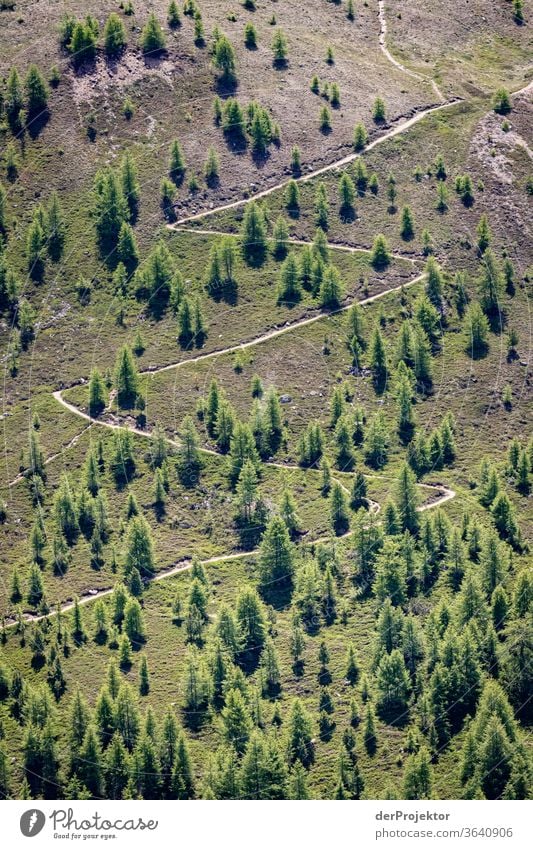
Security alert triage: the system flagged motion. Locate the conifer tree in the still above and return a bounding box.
[277,252,301,303]
[364,410,389,469]
[286,698,314,767]
[214,35,237,82]
[319,265,344,307]
[476,214,491,254]
[26,219,45,280]
[104,13,127,56]
[244,21,258,49]
[335,415,355,470]
[229,421,260,483]
[338,172,355,212]
[171,732,195,799]
[279,487,301,538]
[71,597,87,644]
[516,450,530,494]
[403,746,433,799]
[105,732,130,798]
[373,96,386,121]
[222,97,246,140]
[353,121,368,150]
[47,191,65,260]
[93,169,128,247]
[350,469,367,510]
[400,205,415,240]
[259,515,294,588]
[169,139,186,184]
[117,221,139,270]
[27,563,44,606]
[204,146,220,186]
[88,368,106,417]
[138,654,150,696]
[114,683,140,751]
[124,598,146,644]
[284,178,300,213]
[93,600,109,644]
[272,215,289,257]
[491,584,508,632]
[5,67,23,127]
[425,256,443,310]
[236,586,267,652]
[121,151,140,219]
[371,234,391,269]
[55,473,79,544]
[125,515,155,578]
[363,704,377,754]
[241,201,267,263]
[271,28,288,64]
[369,326,388,391]
[69,20,98,66]
[478,249,503,315]
[464,302,489,357]
[479,716,512,799]
[377,649,410,713]
[345,643,361,684]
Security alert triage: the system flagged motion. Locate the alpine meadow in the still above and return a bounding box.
[0,0,532,805]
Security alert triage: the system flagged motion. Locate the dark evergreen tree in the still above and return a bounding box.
[114,345,139,408]
[125,516,155,578]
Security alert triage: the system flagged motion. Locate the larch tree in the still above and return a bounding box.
[286,698,314,767]
[403,746,433,799]
[214,35,237,83]
[104,13,127,56]
[370,234,391,269]
[240,201,267,262]
[330,481,350,536]
[236,586,267,652]
[88,368,106,416]
[478,249,503,315]
[24,65,49,117]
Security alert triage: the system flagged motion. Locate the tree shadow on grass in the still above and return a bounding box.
[260,580,292,613]
[340,203,356,223]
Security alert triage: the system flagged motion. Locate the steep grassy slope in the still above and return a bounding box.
[0,0,531,803]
